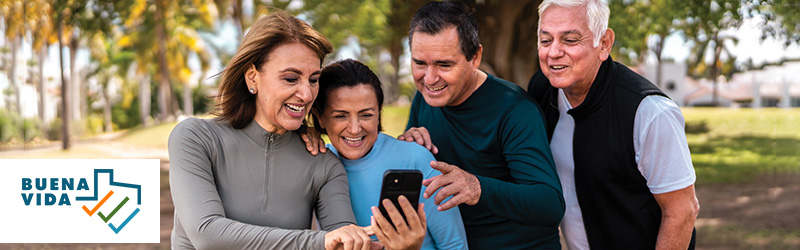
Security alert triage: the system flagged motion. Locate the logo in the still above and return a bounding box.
[1,159,160,243]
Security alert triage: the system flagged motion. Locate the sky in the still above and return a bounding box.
[659,15,800,67]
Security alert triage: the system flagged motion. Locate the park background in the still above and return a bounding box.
[0,0,799,249]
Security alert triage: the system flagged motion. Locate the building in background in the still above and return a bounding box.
[638,61,800,108]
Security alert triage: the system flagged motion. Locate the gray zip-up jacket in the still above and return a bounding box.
[169,118,355,249]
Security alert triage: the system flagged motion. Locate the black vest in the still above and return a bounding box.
[528,58,695,249]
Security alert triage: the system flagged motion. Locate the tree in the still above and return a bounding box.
[88,34,134,132]
[683,0,743,106]
[470,0,542,88]
[750,0,800,47]
[609,0,688,87]
[53,0,77,149]
[0,0,25,116]
[28,0,56,124]
[120,0,216,122]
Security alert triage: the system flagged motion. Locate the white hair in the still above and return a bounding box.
[538,0,610,47]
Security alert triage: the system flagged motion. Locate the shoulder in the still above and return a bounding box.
[169,118,224,142]
[482,74,542,113]
[378,133,435,160]
[636,95,683,126]
[613,62,665,98]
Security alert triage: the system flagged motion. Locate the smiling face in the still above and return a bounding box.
[411,26,482,107]
[247,42,321,134]
[538,5,610,96]
[317,84,380,160]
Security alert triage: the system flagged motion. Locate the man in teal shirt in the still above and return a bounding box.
[399,1,565,249]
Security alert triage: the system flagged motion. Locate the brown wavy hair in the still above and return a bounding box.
[213,11,333,129]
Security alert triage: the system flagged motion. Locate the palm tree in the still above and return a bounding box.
[121,0,216,123]
[1,0,25,116]
[88,34,134,132]
[683,0,743,106]
[29,0,56,124]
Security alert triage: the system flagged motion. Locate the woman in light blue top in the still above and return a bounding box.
[310,59,468,250]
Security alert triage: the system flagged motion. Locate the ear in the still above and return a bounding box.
[598,28,615,61]
[245,64,259,90]
[471,44,484,70]
[311,108,325,129]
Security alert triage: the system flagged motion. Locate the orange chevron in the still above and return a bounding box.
[82,190,114,216]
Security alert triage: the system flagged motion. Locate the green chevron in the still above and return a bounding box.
[98,197,129,223]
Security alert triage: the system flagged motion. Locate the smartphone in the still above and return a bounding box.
[378,169,423,226]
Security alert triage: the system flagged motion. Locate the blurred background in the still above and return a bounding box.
[0,0,798,249]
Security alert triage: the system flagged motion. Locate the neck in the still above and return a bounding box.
[253,115,287,135]
[450,70,488,106]
[563,65,602,108]
[563,85,590,108]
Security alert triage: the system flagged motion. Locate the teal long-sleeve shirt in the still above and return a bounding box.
[406,73,565,249]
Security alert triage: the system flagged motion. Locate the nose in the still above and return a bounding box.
[423,66,439,85]
[547,41,564,58]
[295,79,313,102]
[347,117,360,134]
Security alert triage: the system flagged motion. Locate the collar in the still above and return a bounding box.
[565,57,615,120]
[241,120,290,150]
[445,72,493,112]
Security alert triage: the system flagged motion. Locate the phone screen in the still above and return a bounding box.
[378,169,423,226]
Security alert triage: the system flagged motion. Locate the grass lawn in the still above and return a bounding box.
[682,108,800,184]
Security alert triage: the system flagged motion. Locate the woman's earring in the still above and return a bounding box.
[249,88,255,94]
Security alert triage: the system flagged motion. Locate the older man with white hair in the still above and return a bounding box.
[527,0,699,249]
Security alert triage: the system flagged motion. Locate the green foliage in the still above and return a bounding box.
[112,95,142,130]
[46,118,62,141]
[609,0,687,65]
[192,84,213,115]
[750,0,800,47]
[0,110,47,144]
[0,109,21,143]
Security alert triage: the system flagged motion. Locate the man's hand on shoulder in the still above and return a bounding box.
[397,127,438,155]
[422,161,481,211]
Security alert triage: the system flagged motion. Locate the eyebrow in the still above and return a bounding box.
[539,30,582,36]
[279,67,321,75]
[411,58,456,65]
[332,108,375,113]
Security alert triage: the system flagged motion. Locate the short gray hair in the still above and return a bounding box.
[538,0,610,47]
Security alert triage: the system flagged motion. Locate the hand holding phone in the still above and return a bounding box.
[378,169,422,225]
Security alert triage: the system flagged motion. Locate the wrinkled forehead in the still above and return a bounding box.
[539,5,590,34]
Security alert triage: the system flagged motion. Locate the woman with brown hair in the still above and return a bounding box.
[168,11,377,249]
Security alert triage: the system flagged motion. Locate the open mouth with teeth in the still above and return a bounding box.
[550,65,568,70]
[284,103,306,118]
[342,136,365,146]
[425,85,447,92]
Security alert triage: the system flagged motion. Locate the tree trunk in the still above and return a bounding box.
[155,1,172,122]
[711,37,722,107]
[58,22,71,150]
[69,33,81,121]
[103,83,112,133]
[183,83,193,116]
[38,46,47,123]
[472,0,541,89]
[140,74,152,127]
[9,36,21,115]
[233,0,244,41]
[387,39,402,104]
[655,35,665,88]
